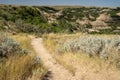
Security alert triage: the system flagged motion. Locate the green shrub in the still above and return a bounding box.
[38,6,59,13]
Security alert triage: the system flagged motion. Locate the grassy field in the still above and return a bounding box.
[0,33,47,80]
[43,33,120,80]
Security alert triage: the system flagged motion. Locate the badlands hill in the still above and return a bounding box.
[0,4,120,34]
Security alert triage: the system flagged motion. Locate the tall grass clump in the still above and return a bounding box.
[56,35,120,66]
[0,33,46,80]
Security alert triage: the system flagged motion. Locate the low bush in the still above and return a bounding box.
[56,35,120,66]
[0,33,27,58]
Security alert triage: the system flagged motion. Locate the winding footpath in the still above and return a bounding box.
[31,37,76,80]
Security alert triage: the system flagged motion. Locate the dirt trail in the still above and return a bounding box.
[31,37,77,80]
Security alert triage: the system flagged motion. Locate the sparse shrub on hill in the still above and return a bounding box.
[38,6,59,13]
[0,5,120,34]
[61,7,99,21]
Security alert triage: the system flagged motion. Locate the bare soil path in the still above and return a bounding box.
[31,37,76,80]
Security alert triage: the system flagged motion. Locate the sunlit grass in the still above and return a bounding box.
[43,33,120,80]
[0,33,46,80]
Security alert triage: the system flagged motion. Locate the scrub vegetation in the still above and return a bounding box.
[43,33,120,80]
[0,4,120,34]
[0,33,46,80]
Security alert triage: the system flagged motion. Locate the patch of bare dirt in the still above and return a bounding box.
[31,37,77,80]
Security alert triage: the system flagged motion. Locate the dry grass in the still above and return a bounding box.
[43,33,120,80]
[11,34,33,50]
[0,55,33,80]
[0,33,46,80]
[55,53,120,80]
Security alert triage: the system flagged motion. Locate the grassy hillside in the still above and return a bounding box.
[0,4,120,34]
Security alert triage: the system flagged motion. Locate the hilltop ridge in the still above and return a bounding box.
[0,4,120,34]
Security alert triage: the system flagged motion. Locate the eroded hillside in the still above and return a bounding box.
[0,4,120,34]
